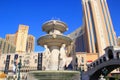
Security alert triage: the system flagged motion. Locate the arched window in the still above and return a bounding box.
[81,57,84,63]
[96,61,99,65]
[103,57,106,61]
[90,65,93,68]
[93,63,95,67]
[108,49,113,60]
[88,66,90,70]
[26,60,29,64]
[117,52,120,59]
[100,59,102,63]
[35,59,37,63]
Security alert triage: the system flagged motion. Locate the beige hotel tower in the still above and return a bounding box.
[15,25,29,53]
[82,0,117,56]
[6,25,35,53]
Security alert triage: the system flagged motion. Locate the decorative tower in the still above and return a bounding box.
[37,20,72,70]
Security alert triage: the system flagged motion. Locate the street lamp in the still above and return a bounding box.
[80,66,83,80]
[17,56,22,80]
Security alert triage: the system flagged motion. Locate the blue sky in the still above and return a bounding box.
[0,0,120,52]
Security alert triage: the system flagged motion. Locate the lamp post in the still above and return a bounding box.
[80,66,82,80]
[17,56,22,80]
[79,63,83,80]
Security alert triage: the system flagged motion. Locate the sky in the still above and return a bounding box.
[0,0,120,52]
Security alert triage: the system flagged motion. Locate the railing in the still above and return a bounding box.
[87,50,120,70]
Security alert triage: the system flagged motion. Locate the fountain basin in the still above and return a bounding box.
[27,71,80,80]
[42,20,68,33]
[37,35,72,47]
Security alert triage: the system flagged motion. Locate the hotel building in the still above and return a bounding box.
[117,37,120,46]
[82,0,117,57]
[0,38,16,54]
[6,25,35,53]
[15,25,29,53]
[68,27,86,52]
[68,0,118,72]
[0,52,41,79]
[26,35,35,53]
[76,52,98,71]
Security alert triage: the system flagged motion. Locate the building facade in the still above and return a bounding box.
[6,25,35,53]
[15,25,29,53]
[0,53,39,73]
[0,38,16,54]
[68,27,86,52]
[68,0,118,73]
[117,37,120,46]
[76,52,98,71]
[6,34,17,46]
[82,0,117,56]
[69,0,117,56]
[26,35,35,53]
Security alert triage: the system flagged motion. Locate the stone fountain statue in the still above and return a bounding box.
[37,20,73,70]
[59,44,67,70]
[27,20,80,80]
[42,45,50,70]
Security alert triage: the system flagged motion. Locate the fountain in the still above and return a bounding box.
[27,20,80,80]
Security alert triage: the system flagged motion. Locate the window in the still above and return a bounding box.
[4,60,6,64]
[35,59,37,63]
[11,60,14,64]
[26,60,29,64]
[81,57,84,63]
